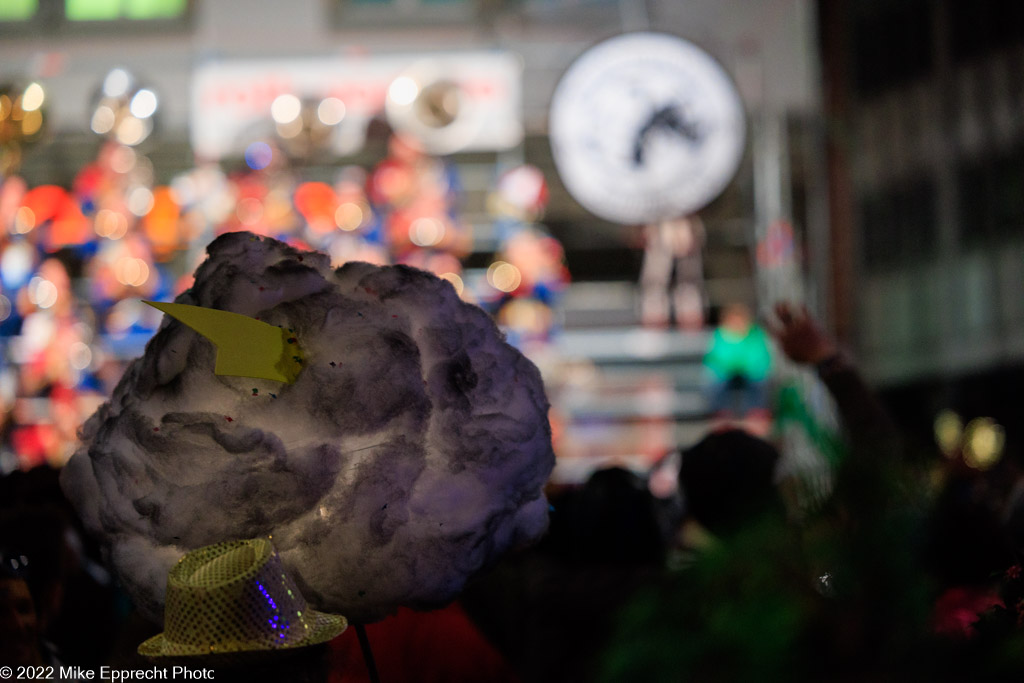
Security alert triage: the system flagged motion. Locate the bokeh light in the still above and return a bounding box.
[244,141,273,171]
[963,417,1004,470]
[1,241,34,287]
[271,94,301,124]
[94,209,129,240]
[103,68,131,98]
[115,116,148,146]
[409,216,445,247]
[236,197,264,226]
[114,256,150,287]
[318,97,346,126]
[69,341,93,371]
[91,69,158,146]
[276,116,303,139]
[934,410,962,457]
[127,186,154,216]
[28,276,58,309]
[21,110,43,136]
[109,145,138,174]
[21,82,45,112]
[487,260,522,293]
[438,271,464,296]
[90,105,116,135]
[388,76,419,106]
[14,206,35,234]
[334,201,365,231]
[129,89,158,119]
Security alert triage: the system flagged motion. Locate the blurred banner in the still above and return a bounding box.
[190,52,523,159]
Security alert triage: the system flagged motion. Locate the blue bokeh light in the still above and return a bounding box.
[244,142,274,171]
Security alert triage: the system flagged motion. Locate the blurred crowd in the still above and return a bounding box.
[4,296,1024,681]
[0,133,569,474]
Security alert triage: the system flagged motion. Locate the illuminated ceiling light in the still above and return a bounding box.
[388,76,419,106]
[103,68,131,98]
[21,82,45,112]
[317,97,346,125]
[129,88,158,119]
[270,94,301,124]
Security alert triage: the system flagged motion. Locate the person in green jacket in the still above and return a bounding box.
[703,303,772,417]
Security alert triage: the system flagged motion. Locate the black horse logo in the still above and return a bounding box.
[632,104,703,167]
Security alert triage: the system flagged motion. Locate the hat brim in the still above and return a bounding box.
[138,611,347,660]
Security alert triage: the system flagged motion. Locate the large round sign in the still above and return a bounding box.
[549,32,746,224]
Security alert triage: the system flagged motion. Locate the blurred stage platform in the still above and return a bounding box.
[547,281,713,484]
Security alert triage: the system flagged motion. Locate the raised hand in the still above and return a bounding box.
[767,302,837,365]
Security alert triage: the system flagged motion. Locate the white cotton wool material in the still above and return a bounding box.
[61,231,555,623]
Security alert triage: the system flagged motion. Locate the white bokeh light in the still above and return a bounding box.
[103,69,131,98]
[388,77,419,106]
[130,89,158,119]
[21,82,45,112]
[271,94,302,124]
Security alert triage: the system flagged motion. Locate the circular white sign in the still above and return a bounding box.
[549,32,746,224]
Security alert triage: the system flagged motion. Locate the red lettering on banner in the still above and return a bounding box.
[202,77,294,113]
[326,82,389,114]
[459,80,503,100]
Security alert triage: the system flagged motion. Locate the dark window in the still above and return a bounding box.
[861,179,937,271]
[852,0,933,96]
[949,0,1024,63]
[959,147,1024,245]
[992,149,1024,237]
[957,158,991,246]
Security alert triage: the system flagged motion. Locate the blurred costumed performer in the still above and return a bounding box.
[639,215,706,331]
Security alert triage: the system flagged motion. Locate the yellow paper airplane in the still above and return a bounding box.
[144,301,302,384]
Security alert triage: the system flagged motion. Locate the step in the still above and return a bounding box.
[555,326,709,364]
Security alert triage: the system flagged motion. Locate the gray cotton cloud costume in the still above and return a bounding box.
[61,231,555,623]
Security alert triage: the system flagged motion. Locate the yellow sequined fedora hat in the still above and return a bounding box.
[139,537,347,659]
